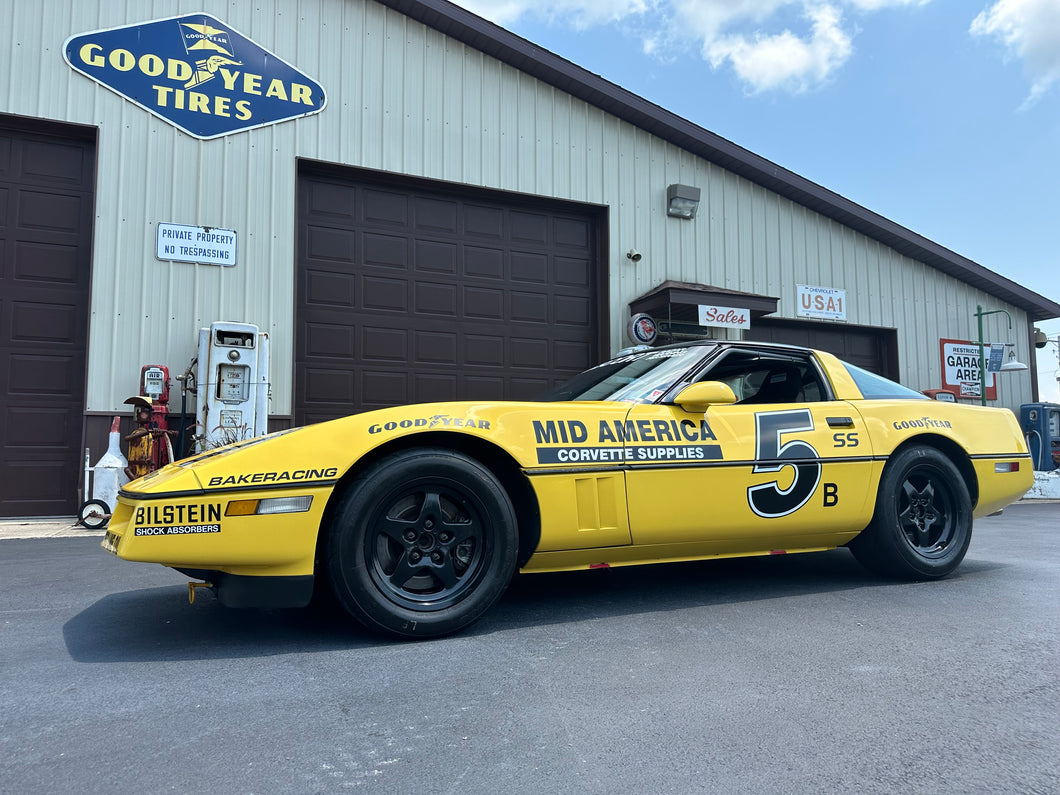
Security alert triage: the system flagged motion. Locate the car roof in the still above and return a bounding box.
[621,339,820,358]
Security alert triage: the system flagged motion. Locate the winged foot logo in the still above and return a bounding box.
[64,13,326,139]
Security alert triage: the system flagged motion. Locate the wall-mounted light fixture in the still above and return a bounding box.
[1001,348,1028,372]
[975,304,1027,405]
[666,184,700,220]
[626,249,642,263]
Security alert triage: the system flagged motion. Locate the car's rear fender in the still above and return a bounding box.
[885,433,980,507]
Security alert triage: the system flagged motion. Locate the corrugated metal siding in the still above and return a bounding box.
[0,0,1033,413]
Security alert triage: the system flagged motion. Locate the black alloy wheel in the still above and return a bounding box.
[896,467,960,559]
[849,445,973,580]
[326,448,518,639]
[367,484,489,611]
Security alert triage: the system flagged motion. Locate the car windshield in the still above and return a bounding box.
[540,345,714,402]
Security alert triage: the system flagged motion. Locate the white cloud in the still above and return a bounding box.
[450,1,928,93]
[698,3,854,93]
[970,0,1060,107]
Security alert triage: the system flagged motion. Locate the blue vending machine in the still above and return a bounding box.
[1019,403,1060,471]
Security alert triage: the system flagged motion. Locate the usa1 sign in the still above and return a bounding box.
[64,13,327,139]
[796,284,846,321]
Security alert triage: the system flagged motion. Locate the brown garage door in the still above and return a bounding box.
[296,167,604,425]
[0,119,95,517]
[746,319,897,379]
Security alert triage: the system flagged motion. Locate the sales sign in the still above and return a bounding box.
[698,304,750,330]
[940,338,995,401]
[64,13,327,139]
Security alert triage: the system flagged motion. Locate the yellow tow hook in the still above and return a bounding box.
[187,581,212,604]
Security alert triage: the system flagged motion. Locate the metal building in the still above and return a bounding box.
[1,0,1057,517]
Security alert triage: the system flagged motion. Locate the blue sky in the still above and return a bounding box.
[451,0,1060,400]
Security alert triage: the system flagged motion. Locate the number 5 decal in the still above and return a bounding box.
[748,410,822,518]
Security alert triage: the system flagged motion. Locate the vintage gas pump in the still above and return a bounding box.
[1019,402,1060,471]
[195,321,270,451]
[124,365,176,480]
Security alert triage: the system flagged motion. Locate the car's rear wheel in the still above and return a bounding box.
[849,445,972,580]
[326,448,517,639]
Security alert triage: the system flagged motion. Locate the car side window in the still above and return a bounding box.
[699,350,827,404]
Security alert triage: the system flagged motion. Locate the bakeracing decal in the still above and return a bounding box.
[207,467,338,487]
[748,410,823,518]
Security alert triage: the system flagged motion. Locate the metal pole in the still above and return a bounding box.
[977,304,986,406]
[974,304,1015,406]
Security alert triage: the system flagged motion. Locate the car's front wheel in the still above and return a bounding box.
[849,445,972,580]
[326,448,518,639]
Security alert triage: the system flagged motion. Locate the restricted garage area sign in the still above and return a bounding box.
[64,13,326,139]
[940,337,996,401]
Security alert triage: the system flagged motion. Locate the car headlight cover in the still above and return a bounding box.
[225,495,313,516]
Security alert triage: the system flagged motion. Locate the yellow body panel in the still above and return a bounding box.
[621,401,878,547]
[530,472,631,550]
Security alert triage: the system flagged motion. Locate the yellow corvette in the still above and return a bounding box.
[104,341,1032,638]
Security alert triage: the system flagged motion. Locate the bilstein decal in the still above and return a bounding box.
[63,13,326,139]
[133,503,222,536]
[533,419,722,465]
[207,468,338,487]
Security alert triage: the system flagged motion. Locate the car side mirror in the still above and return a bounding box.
[672,381,737,413]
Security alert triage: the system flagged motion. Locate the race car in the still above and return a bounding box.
[103,340,1032,638]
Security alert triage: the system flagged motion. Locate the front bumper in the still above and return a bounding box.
[103,481,333,581]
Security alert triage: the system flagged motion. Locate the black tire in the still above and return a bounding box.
[78,499,110,530]
[849,445,972,580]
[325,448,518,639]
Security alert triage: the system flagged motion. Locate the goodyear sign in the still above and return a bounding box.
[63,14,326,139]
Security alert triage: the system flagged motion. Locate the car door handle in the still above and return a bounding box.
[826,416,855,428]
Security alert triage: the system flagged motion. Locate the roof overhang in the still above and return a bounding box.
[630,280,778,320]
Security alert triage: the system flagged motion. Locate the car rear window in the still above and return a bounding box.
[843,363,929,400]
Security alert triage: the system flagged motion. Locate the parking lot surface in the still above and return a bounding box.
[1,503,1057,793]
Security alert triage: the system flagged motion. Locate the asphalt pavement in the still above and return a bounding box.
[1,500,1058,793]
